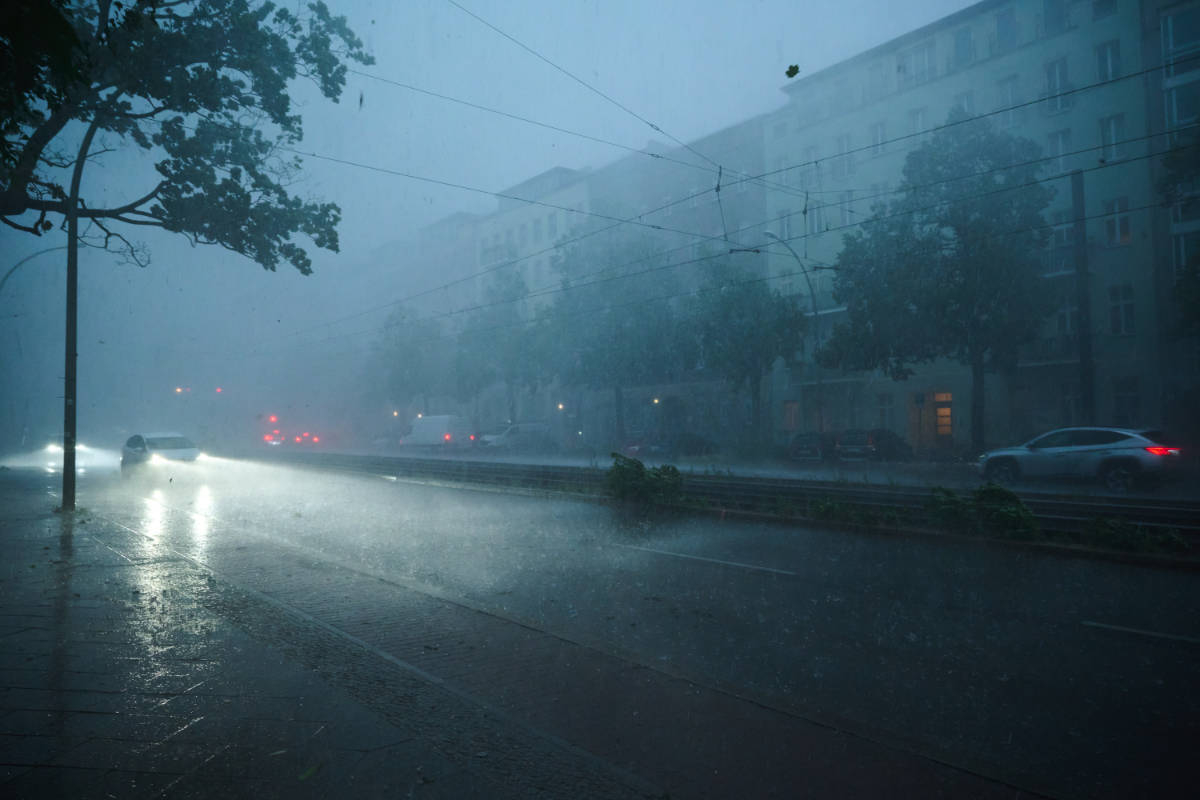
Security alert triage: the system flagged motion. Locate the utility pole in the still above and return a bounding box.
[1071,170,1096,425]
[61,120,99,511]
[765,232,824,432]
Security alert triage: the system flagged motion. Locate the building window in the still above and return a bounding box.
[997,75,1019,128]
[1093,0,1116,21]
[1112,377,1139,427]
[1044,57,1071,112]
[778,208,792,240]
[868,121,886,155]
[897,41,935,88]
[518,223,528,247]
[1096,40,1121,82]
[1099,114,1125,161]
[532,217,542,242]
[1166,81,1200,129]
[953,28,974,69]
[996,8,1018,53]
[547,213,557,239]
[953,91,975,116]
[801,145,820,188]
[1044,0,1068,36]
[1163,6,1200,80]
[878,394,895,429]
[935,396,953,438]
[907,107,928,144]
[1047,129,1071,173]
[1173,231,1200,276]
[774,156,791,186]
[804,202,825,236]
[1104,197,1131,245]
[832,133,854,177]
[1108,283,1135,335]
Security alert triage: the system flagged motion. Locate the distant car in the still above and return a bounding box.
[838,428,914,461]
[487,422,558,454]
[788,432,834,461]
[834,429,876,460]
[121,432,201,477]
[398,415,476,449]
[977,427,1183,491]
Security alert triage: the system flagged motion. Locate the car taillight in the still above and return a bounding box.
[263,434,272,441]
[295,436,302,443]
[470,434,476,441]
[312,436,319,443]
[1144,446,1180,456]
[444,433,452,441]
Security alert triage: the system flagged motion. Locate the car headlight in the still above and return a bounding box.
[150,453,165,465]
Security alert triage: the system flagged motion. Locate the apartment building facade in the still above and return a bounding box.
[763,0,1193,451]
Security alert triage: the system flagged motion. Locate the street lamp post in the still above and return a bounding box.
[764,232,824,433]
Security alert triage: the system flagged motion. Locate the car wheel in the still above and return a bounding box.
[1100,462,1136,493]
[985,459,1018,484]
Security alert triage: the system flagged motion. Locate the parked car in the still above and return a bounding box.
[620,430,719,460]
[826,429,914,461]
[834,429,876,460]
[121,432,201,477]
[977,427,1184,491]
[788,432,835,461]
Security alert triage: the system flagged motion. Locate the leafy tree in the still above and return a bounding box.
[820,109,1053,451]
[686,257,805,450]
[373,307,454,417]
[457,267,541,422]
[547,226,686,445]
[1,1,85,173]
[1,0,371,271]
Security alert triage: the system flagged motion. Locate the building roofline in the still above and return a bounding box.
[780,0,1004,98]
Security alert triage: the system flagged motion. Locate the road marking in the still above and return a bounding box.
[1081,620,1200,645]
[618,544,798,576]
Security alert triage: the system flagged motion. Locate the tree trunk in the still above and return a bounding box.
[613,385,625,447]
[970,351,986,453]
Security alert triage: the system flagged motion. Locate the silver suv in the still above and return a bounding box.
[977,427,1183,491]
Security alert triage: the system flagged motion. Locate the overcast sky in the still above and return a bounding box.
[0,0,977,445]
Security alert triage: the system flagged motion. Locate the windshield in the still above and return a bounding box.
[145,436,196,450]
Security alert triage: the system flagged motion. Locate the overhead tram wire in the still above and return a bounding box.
[227,132,1198,363]
[215,127,1192,365]
[222,187,1176,368]
[347,67,813,205]
[748,49,1200,190]
[153,51,1200,349]
[441,0,721,172]
[265,107,1188,348]
[272,122,1195,347]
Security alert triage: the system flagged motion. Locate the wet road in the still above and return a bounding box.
[27,453,1200,798]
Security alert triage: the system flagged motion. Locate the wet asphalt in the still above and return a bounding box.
[2,456,1197,798]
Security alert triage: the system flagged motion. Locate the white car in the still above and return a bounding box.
[977,427,1183,491]
[121,432,202,477]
